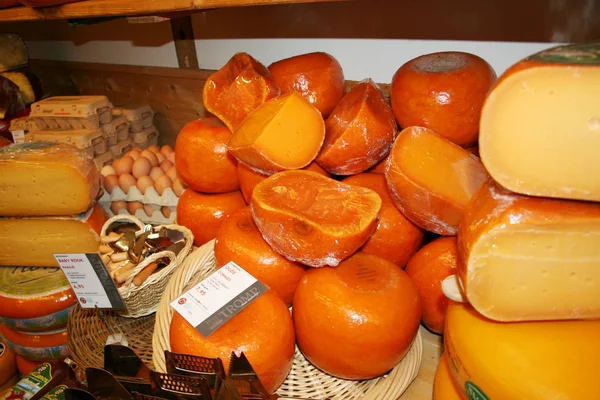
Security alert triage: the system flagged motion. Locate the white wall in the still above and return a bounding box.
[25,38,562,80]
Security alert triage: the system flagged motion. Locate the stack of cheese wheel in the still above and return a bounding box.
[0,142,107,370]
[0,341,17,390]
[432,42,600,399]
[172,50,494,395]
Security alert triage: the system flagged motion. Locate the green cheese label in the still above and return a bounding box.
[0,266,70,298]
[465,381,490,400]
[39,385,67,400]
[528,42,600,65]
[0,363,54,400]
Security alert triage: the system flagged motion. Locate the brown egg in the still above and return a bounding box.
[100,165,116,177]
[166,166,178,181]
[132,157,152,179]
[118,173,137,194]
[167,152,175,164]
[126,150,141,161]
[172,178,186,197]
[110,201,127,215]
[148,144,161,154]
[141,150,159,167]
[156,152,166,163]
[154,175,173,196]
[162,206,172,218]
[136,175,155,194]
[144,204,156,217]
[103,174,120,194]
[160,160,173,173]
[132,146,144,152]
[127,201,144,215]
[160,145,174,157]
[149,166,165,181]
[113,156,134,175]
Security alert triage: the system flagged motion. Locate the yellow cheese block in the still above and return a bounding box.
[445,302,600,400]
[458,180,600,322]
[433,354,463,400]
[0,204,106,267]
[0,142,100,217]
[480,42,600,201]
[227,92,326,175]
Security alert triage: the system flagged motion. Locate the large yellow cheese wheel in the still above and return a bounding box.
[433,354,463,400]
[445,302,600,400]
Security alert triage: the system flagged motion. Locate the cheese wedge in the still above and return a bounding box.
[228,92,325,175]
[480,42,600,201]
[0,204,106,267]
[445,302,600,400]
[0,142,100,217]
[458,180,600,322]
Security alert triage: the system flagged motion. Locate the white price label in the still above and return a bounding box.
[171,262,267,337]
[10,130,25,144]
[54,253,126,310]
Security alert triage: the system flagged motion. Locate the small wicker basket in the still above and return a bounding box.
[152,240,423,400]
[101,214,194,318]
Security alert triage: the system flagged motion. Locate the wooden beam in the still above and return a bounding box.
[170,15,200,69]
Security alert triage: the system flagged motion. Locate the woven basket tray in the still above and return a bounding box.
[67,304,156,370]
[153,240,423,400]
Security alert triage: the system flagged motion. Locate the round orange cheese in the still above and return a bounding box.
[0,342,17,386]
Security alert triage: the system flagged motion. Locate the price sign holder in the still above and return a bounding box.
[54,253,127,311]
[171,261,268,337]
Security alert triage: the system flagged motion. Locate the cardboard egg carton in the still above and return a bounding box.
[100,201,176,225]
[25,127,107,159]
[101,116,129,146]
[94,150,114,170]
[99,184,179,207]
[132,125,159,149]
[109,137,134,158]
[29,95,113,130]
[112,104,155,133]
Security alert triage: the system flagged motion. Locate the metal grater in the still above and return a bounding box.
[86,367,134,400]
[226,352,269,397]
[149,371,212,399]
[164,351,225,389]
[104,344,152,379]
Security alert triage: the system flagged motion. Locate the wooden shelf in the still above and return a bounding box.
[0,0,343,22]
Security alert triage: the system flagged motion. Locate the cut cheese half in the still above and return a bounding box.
[228,92,325,175]
[385,126,488,235]
[480,42,600,201]
[0,142,100,216]
[458,180,600,322]
[0,266,75,321]
[445,302,600,400]
[0,204,106,267]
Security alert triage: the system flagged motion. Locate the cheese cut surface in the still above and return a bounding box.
[0,204,106,267]
[251,170,382,267]
[228,92,326,174]
[0,142,100,216]
[458,180,600,322]
[480,43,600,201]
[445,302,600,400]
[385,126,488,235]
[0,266,75,320]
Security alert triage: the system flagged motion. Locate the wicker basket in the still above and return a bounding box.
[67,304,156,370]
[101,214,194,318]
[152,240,423,400]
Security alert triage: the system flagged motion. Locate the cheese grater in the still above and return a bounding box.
[164,350,225,391]
[149,371,212,400]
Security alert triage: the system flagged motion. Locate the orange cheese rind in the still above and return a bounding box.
[251,170,382,267]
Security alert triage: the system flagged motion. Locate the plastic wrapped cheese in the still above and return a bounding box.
[480,42,600,202]
[0,325,68,361]
[0,204,107,267]
[0,142,100,217]
[457,180,600,322]
[0,266,76,332]
[445,302,600,400]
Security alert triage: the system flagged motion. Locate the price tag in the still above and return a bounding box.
[54,253,126,310]
[10,130,25,144]
[171,261,268,337]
